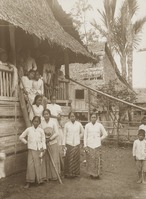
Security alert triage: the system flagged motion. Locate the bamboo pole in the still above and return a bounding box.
[47,145,63,184]
[68,77,146,111]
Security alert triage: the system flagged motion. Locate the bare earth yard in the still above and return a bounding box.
[0,145,146,199]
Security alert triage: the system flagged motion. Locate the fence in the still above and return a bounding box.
[0,64,14,98]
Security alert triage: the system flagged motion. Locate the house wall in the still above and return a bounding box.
[0,100,27,176]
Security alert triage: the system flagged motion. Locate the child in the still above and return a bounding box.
[0,143,6,179]
[133,129,146,184]
[19,116,46,188]
[29,95,44,121]
[139,116,146,137]
[32,71,44,96]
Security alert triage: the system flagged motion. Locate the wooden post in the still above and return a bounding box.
[64,49,69,100]
[0,21,7,50]
[9,24,16,65]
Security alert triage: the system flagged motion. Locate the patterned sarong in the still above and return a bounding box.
[86,146,102,177]
[64,144,80,177]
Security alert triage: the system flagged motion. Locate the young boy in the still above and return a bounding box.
[133,129,146,184]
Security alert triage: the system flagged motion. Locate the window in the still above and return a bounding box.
[75,89,84,99]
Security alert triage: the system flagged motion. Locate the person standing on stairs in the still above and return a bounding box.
[29,95,44,121]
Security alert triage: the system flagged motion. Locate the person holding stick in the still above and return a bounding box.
[41,109,61,181]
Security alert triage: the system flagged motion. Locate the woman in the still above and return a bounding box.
[63,112,84,178]
[32,71,44,96]
[29,95,44,121]
[40,109,60,181]
[20,69,35,105]
[84,113,108,179]
[46,96,64,170]
[19,116,46,188]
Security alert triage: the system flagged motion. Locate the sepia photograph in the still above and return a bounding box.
[0,0,146,198]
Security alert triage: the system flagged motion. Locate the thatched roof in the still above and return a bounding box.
[0,0,94,62]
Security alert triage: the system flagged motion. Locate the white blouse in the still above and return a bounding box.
[63,121,84,146]
[84,122,108,149]
[46,104,62,117]
[20,76,33,94]
[133,139,146,160]
[19,126,46,151]
[41,119,59,145]
[32,79,44,95]
[29,104,44,121]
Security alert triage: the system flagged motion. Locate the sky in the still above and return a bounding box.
[58,0,146,88]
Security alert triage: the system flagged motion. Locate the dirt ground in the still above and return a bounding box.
[0,145,146,199]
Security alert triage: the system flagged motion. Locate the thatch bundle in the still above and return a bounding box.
[0,0,94,61]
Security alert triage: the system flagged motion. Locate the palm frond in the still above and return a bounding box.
[110,0,117,21]
[127,0,139,18]
[133,16,146,34]
[91,20,107,37]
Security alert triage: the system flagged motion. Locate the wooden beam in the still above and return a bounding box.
[64,49,69,79]
[64,49,69,100]
[68,77,146,111]
[9,24,16,65]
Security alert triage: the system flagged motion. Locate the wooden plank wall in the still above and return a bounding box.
[0,100,27,176]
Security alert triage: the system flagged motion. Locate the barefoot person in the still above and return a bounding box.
[41,109,60,181]
[19,116,46,188]
[133,129,146,184]
[84,113,107,179]
[63,112,84,178]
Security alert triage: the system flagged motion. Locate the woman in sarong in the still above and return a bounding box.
[84,113,108,179]
[41,109,60,181]
[19,116,46,188]
[63,112,84,178]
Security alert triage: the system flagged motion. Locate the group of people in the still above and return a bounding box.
[19,94,108,188]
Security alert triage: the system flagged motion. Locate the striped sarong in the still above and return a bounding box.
[26,149,46,183]
[46,143,60,180]
[86,146,102,177]
[64,144,80,177]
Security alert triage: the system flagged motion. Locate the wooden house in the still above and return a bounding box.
[0,0,95,177]
[69,43,133,114]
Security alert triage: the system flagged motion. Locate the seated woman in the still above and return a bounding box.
[32,71,44,96]
[20,69,35,105]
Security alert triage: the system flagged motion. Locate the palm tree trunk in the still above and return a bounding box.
[120,52,127,79]
[127,46,133,87]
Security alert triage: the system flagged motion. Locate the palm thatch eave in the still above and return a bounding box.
[0,0,95,62]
